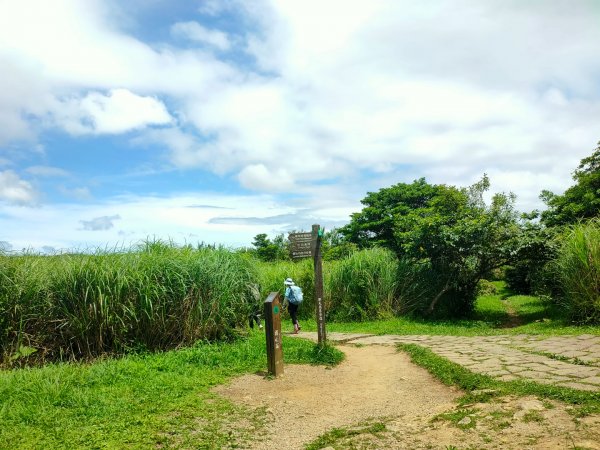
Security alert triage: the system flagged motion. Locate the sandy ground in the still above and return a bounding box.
[213,344,600,449]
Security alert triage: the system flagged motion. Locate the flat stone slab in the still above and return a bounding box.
[293,332,600,391]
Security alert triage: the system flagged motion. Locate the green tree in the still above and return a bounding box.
[321,228,358,260]
[340,178,442,253]
[251,233,289,262]
[541,141,600,226]
[340,176,520,316]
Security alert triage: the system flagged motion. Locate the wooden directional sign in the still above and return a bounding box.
[287,226,326,346]
[288,231,315,259]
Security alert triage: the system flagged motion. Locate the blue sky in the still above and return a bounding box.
[1,0,599,252]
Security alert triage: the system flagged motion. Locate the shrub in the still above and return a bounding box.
[554,220,600,323]
[475,279,498,296]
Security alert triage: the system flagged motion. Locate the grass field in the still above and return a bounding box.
[0,332,343,449]
[2,279,599,449]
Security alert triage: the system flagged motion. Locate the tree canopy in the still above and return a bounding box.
[541,141,600,226]
[340,176,521,315]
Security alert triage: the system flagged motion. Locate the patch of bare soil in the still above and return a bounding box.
[213,344,600,450]
[498,301,523,329]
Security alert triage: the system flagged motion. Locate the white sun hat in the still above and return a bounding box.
[284,278,295,285]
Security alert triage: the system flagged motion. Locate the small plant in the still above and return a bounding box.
[310,342,345,366]
[306,420,387,450]
[435,408,478,429]
[10,345,37,361]
[521,410,544,423]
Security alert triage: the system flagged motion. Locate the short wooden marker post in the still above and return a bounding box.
[264,292,284,377]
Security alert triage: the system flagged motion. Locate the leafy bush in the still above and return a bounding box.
[475,279,498,296]
[554,220,600,323]
[505,224,560,295]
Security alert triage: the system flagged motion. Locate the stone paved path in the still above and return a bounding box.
[296,332,600,392]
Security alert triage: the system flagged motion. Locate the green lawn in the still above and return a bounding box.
[0,332,343,449]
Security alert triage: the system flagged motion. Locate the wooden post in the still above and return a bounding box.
[264,292,284,377]
[312,224,326,346]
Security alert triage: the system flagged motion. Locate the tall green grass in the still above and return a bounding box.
[554,219,600,323]
[254,258,315,318]
[1,241,260,364]
[326,247,399,321]
[255,248,404,321]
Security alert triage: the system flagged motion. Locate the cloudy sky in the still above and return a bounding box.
[1,0,599,252]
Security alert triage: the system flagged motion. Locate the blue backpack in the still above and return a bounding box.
[288,285,304,304]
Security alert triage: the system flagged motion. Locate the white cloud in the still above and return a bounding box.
[0,0,599,235]
[171,21,231,51]
[198,0,237,16]
[165,0,600,213]
[238,164,295,192]
[54,89,172,135]
[0,170,38,205]
[0,0,236,141]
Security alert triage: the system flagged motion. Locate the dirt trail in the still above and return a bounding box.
[214,344,600,449]
[214,345,460,449]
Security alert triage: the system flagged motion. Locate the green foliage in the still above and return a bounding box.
[324,281,600,336]
[257,248,410,322]
[0,241,260,364]
[340,175,521,317]
[554,220,600,323]
[476,279,498,296]
[304,342,346,366]
[321,227,359,260]
[541,141,600,226]
[504,222,561,295]
[341,177,442,252]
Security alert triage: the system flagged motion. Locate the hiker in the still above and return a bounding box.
[284,277,303,334]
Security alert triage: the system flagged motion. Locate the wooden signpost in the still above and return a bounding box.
[264,292,284,377]
[311,224,326,346]
[288,224,326,346]
[289,231,312,259]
